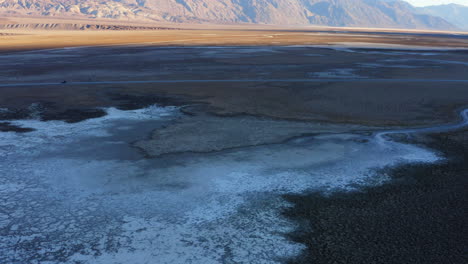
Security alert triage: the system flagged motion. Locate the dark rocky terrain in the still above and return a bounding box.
[0,0,458,30]
[285,129,468,264]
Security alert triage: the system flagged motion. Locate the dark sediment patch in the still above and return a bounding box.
[284,129,468,264]
[0,93,186,123]
[0,102,107,123]
[0,108,31,120]
[0,122,34,133]
[446,49,468,55]
[40,108,107,123]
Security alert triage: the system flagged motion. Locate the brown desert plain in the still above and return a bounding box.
[1,17,468,125]
[0,17,468,264]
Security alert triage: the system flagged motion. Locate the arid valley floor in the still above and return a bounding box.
[1,26,468,264]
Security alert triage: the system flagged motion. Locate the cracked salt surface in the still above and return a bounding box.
[0,105,441,263]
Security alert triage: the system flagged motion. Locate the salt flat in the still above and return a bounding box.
[1,33,468,263]
[2,103,454,264]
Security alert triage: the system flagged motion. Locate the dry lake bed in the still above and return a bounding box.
[1,33,468,263]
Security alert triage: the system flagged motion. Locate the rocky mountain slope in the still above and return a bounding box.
[417,4,468,30]
[0,0,458,30]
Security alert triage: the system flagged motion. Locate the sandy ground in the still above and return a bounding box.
[1,23,468,52]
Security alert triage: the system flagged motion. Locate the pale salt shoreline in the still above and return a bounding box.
[3,104,466,264]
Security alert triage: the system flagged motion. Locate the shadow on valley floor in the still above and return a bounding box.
[284,129,468,264]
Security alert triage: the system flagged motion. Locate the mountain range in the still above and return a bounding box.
[0,0,464,31]
[417,4,468,30]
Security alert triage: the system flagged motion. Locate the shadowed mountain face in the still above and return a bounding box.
[417,4,468,30]
[0,0,458,30]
